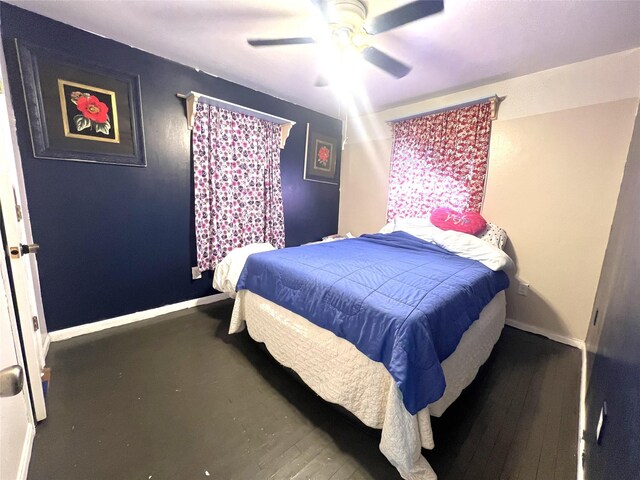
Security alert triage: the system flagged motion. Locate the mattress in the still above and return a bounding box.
[236,231,510,414]
[229,289,506,480]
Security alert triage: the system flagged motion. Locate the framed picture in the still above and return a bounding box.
[16,40,146,167]
[303,123,339,185]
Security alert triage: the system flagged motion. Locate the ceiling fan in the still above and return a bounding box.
[247,0,444,84]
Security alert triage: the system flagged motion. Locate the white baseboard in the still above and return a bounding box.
[42,333,50,357]
[505,318,585,349]
[18,422,35,480]
[49,293,229,342]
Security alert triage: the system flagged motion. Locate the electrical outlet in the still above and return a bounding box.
[191,266,202,280]
[517,282,530,296]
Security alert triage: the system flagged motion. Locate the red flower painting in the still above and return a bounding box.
[304,132,338,184]
[317,146,331,166]
[76,95,109,123]
[69,90,112,136]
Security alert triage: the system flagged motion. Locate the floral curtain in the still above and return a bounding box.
[386,101,493,221]
[193,103,285,271]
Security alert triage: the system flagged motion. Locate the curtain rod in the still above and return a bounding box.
[387,95,504,123]
[177,91,296,148]
[176,91,296,126]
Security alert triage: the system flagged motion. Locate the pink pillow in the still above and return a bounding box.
[430,208,487,235]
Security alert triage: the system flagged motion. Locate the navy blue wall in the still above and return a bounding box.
[583,106,640,478]
[1,3,341,331]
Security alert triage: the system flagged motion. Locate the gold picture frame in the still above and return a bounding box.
[303,123,339,185]
[58,79,120,144]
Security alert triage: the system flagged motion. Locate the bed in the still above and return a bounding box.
[215,224,513,480]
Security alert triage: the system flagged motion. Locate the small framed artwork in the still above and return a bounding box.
[16,40,146,166]
[303,123,339,185]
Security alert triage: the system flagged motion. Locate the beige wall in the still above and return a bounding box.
[339,49,640,343]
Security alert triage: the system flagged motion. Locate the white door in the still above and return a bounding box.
[0,41,48,421]
[0,225,35,480]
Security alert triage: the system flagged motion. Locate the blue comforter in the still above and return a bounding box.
[236,231,509,414]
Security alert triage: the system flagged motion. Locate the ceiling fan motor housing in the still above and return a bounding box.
[328,0,368,33]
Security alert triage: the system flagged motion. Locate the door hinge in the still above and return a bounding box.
[12,188,23,222]
[32,316,39,331]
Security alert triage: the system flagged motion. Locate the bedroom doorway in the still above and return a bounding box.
[0,44,49,421]
[0,225,35,479]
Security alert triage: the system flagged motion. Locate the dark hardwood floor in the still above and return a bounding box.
[28,300,580,480]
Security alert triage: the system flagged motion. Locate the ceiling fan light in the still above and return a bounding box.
[334,28,352,47]
[351,31,369,49]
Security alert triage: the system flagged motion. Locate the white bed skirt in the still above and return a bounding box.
[229,290,506,480]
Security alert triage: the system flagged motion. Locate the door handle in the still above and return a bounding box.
[9,243,40,259]
[20,243,40,255]
[0,365,24,397]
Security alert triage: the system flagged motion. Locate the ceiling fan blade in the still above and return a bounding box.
[247,37,315,47]
[362,47,412,78]
[364,0,444,35]
[310,0,329,20]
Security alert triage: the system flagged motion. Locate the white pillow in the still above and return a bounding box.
[476,222,508,250]
[394,217,433,229]
[382,216,509,251]
[392,217,438,239]
[380,217,434,233]
[435,230,514,272]
[378,220,395,234]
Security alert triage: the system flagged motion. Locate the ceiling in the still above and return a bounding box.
[8,0,640,118]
